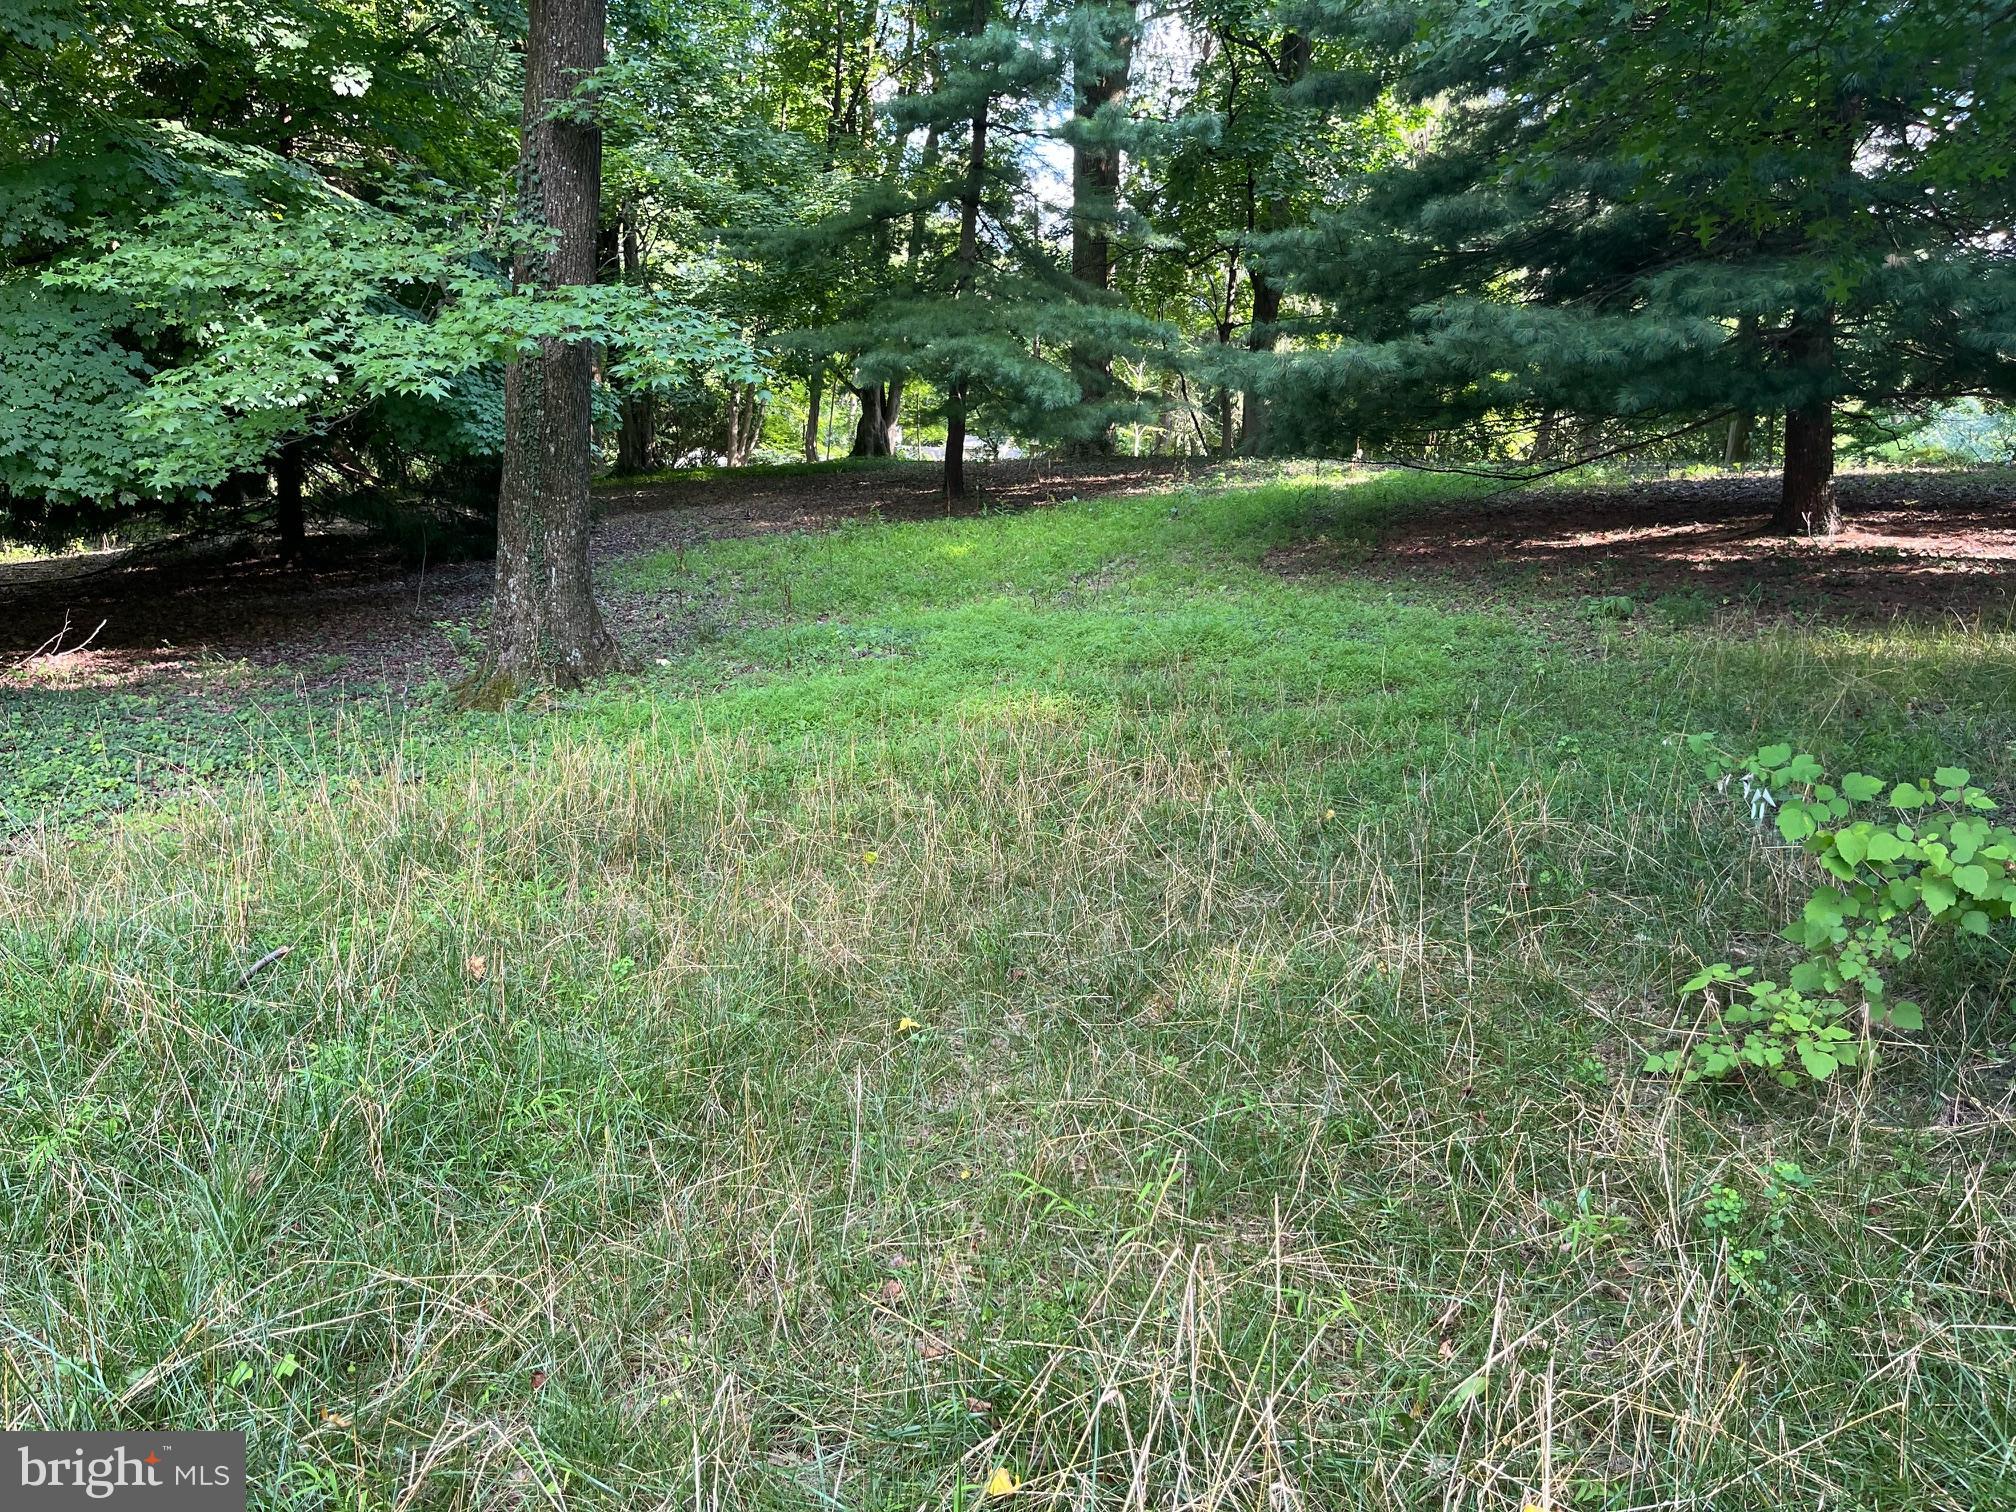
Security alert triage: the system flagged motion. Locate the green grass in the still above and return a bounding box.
[4,466,2014,1509]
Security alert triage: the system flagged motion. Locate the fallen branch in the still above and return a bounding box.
[234,945,294,987]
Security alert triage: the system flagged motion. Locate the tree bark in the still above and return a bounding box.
[1237,30,1308,455]
[1721,311,1757,468]
[1066,0,1134,454]
[615,218,656,472]
[1773,308,1840,536]
[480,0,617,696]
[273,442,305,564]
[850,382,903,455]
[1530,408,1559,462]
[803,368,824,463]
[945,383,968,499]
[946,0,988,499]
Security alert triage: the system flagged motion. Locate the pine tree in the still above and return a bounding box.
[1266,0,2016,534]
[1063,0,1138,454]
[784,0,1160,495]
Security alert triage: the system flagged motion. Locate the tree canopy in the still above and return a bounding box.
[5,0,2014,675]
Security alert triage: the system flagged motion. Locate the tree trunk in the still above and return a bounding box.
[1724,411,1753,467]
[724,385,741,464]
[945,382,968,500]
[272,442,305,563]
[481,0,618,696]
[1530,408,1559,462]
[850,382,903,456]
[1067,0,1135,454]
[1722,311,1757,468]
[1238,30,1308,455]
[946,0,988,499]
[803,368,824,462]
[1776,404,1839,535]
[1773,309,1840,536]
[615,218,656,472]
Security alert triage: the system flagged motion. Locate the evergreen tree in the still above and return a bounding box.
[1063,0,1139,453]
[1267,0,2016,533]
[1116,5,1405,456]
[783,0,1161,494]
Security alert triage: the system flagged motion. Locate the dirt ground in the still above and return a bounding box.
[0,458,1190,691]
[1332,467,2016,622]
[6,462,2013,695]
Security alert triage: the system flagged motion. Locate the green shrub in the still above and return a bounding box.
[1650,737,2016,1085]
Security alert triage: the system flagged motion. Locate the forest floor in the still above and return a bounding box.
[0,457,1191,693]
[5,461,2016,1510]
[4,463,2011,707]
[1279,465,2016,624]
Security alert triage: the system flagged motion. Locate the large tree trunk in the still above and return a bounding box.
[1773,309,1840,536]
[273,441,305,564]
[615,219,656,472]
[481,0,618,697]
[849,382,903,456]
[1066,0,1135,454]
[1237,30,1309,455]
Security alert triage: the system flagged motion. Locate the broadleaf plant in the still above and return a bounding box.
[1647,736,2014,1086]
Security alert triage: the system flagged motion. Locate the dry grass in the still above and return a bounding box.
[5,467,2015,1508]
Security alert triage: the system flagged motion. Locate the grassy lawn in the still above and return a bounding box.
[4,467,2013,1509]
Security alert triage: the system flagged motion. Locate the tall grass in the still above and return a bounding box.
[4,468,2013,1508]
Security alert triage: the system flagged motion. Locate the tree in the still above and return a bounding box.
[1268,0,2016,534]
[483,0,621,692]
[0,0,523,549]
[1063,0,1138,453]
[1114,5,1402,457]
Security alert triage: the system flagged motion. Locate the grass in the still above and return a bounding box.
[4,465,2015,1510]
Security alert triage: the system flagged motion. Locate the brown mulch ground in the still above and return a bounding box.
[1305,467,2016,623]
[0,458,1191,692]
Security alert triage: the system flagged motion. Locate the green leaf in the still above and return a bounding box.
[1890,783,1931,810]
[1953,863,1992,897]
[1832,828,1868,867]
[1887,1001,1924,1031]
[1960,909,1991,936]
[1921,876,1959,914]
[1776,805,1817,843]
[1797,1044,1838,1080]
[1755,743,1793,768]
[1777,754,1824,786]
[1842,773,1885,801]
[1803,888,1853,929]
[1934,766,1970,790]
[1680,963,1739,992]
